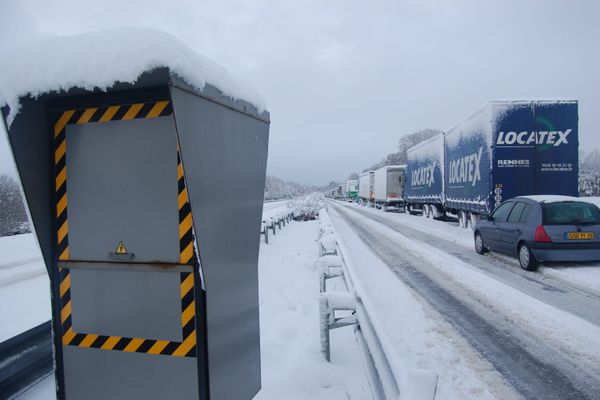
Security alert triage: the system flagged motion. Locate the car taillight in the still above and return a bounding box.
[535,225,552,242]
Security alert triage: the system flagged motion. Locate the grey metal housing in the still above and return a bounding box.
[2,68,269,400]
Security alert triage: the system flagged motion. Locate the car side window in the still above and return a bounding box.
[519,204,531,223]
[507,202,526,223]
[492,202,514,222]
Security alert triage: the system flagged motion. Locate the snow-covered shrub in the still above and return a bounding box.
[0,174,30,236]
[289,193,325,221]
[579,170,600,197]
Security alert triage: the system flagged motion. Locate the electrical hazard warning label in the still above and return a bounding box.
[115,241,127,254]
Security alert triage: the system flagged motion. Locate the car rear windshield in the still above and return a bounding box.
[542,202,600,225]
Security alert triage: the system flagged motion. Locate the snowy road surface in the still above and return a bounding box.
[341,204,600,326]
[330,201,600,400]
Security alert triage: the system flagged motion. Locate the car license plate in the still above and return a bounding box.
[565,232,594,240]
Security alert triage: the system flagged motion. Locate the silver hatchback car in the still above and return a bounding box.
[474,195,600,270]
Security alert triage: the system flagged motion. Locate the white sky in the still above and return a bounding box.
[1,0,599,185]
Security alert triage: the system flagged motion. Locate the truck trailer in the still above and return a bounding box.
[405,134,445,217]
[358,171,375,205]
[345,179,359,199]
[405,100,579,227]
[445,100,578,227]
[373,165,406,211]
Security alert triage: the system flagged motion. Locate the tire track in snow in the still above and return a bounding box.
[333,204,600,400]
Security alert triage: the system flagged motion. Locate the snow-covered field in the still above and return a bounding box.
[0,233,50,343]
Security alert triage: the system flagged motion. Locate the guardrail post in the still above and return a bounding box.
[320,234,337,257]
[263,221,269,244]
[271,222,276,235]
[319,295,331,362]
[319,293,357,363]
[317,257,343,293]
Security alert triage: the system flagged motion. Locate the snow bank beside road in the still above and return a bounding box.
[539,265,600,294]
[256,220,369,400]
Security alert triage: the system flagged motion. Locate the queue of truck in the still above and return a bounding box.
[332,100,580,230]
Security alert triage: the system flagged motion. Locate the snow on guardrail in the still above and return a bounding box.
[261,194,325,244]
[260,203,294,244]
[317,207,438,400]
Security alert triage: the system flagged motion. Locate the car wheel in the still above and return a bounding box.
[518,243,538,271]
[474,232,488,254]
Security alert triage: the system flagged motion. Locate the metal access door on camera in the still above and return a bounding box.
[53,101,205,400]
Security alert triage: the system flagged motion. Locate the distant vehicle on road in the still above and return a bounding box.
[373,165,406,211]
[358,171,375,206]
[474,196,600,270]
[345,179,359,200]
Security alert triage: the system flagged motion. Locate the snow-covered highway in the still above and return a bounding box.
[329,200,600,400]
[5,198,600,399]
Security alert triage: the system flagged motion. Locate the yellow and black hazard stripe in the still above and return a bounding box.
[55,99,198,357]
[53,100,174,261]
[59,267,197,358]
[177,149,198,265]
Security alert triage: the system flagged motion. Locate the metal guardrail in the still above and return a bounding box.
[318,207,438,400]
[0,321,53,399]
[261,211,294,244]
